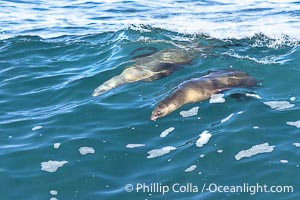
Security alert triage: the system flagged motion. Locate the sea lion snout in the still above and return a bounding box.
[92,89,104,97]
[150,103,169,121]
[150,107,164,121]
[92,79,119,96]
[150,101,177,120]
[92,86,107,97]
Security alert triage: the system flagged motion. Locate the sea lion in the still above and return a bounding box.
[150,69,257,120]
[92,48,195,96]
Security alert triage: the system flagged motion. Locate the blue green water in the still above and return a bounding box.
[1,1,300,200]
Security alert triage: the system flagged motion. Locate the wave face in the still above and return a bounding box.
[0,0,300,39]
[0,1,300,200]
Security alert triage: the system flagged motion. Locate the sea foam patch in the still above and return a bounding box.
[221,113,234,124]
[53,143,61,149]
[160,127,175,137]
[126,144,145,148]
[217,149,223,153]
[32,126,43,131]
[41,160,68,172]
[209,94,225,103]
[263,101,294,111]
[245,93,262,99]
[280,160,289,164]
[286,120,300,128]
[147,146,177,159]
[293,143,300,147]
[235,143,275,160]
[50,190,58,195]
[196,131,212,147]
[180,107,199,117]
[185,165,197,172]
[290,97,296,101]
[79,147,95,155]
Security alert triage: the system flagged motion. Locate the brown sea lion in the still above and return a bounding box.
[92,48,195,97]
[150,69,257,120]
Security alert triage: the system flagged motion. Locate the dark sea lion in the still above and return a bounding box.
[150,69,257,120]
[92,48,195,97]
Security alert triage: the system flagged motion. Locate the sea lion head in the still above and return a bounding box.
[92,80,117,97]
[150,101,176,121]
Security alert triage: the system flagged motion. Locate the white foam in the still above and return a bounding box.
[286,120,300,128]
[217,149,223,153]
[196,131,212,147]
[180,107,199,117]
[221,113,234,123]
[50,198,58,200]
[2,1,300,41]
[235,143,275,160]
[79,147,95,155]
[200,154,205,158]
[253,126,259,129]
[32,126,43,131]
[126,144,145,148]
[290,97,296,101]
[53,143,61,149]
[147,146,177,159]
[50,190,58,195]
[224,52,288,65]
[293,143,300,147]
[185,165,197,172]
[245,93,262,99]
[209,94,225,104]
[280,160,288,163]
[41,160,68,172]
[160,127,175,138]
[263,101,294,111]
[237,111,244,115]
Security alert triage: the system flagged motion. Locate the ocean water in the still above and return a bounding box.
[0,1,300,200]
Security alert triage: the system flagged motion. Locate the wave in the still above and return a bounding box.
[1,0,300,41]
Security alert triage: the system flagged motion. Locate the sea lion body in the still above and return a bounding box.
[92,48,194,96]
[150,69,257,120]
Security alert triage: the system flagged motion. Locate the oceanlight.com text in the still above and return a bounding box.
[124,182,294,195]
